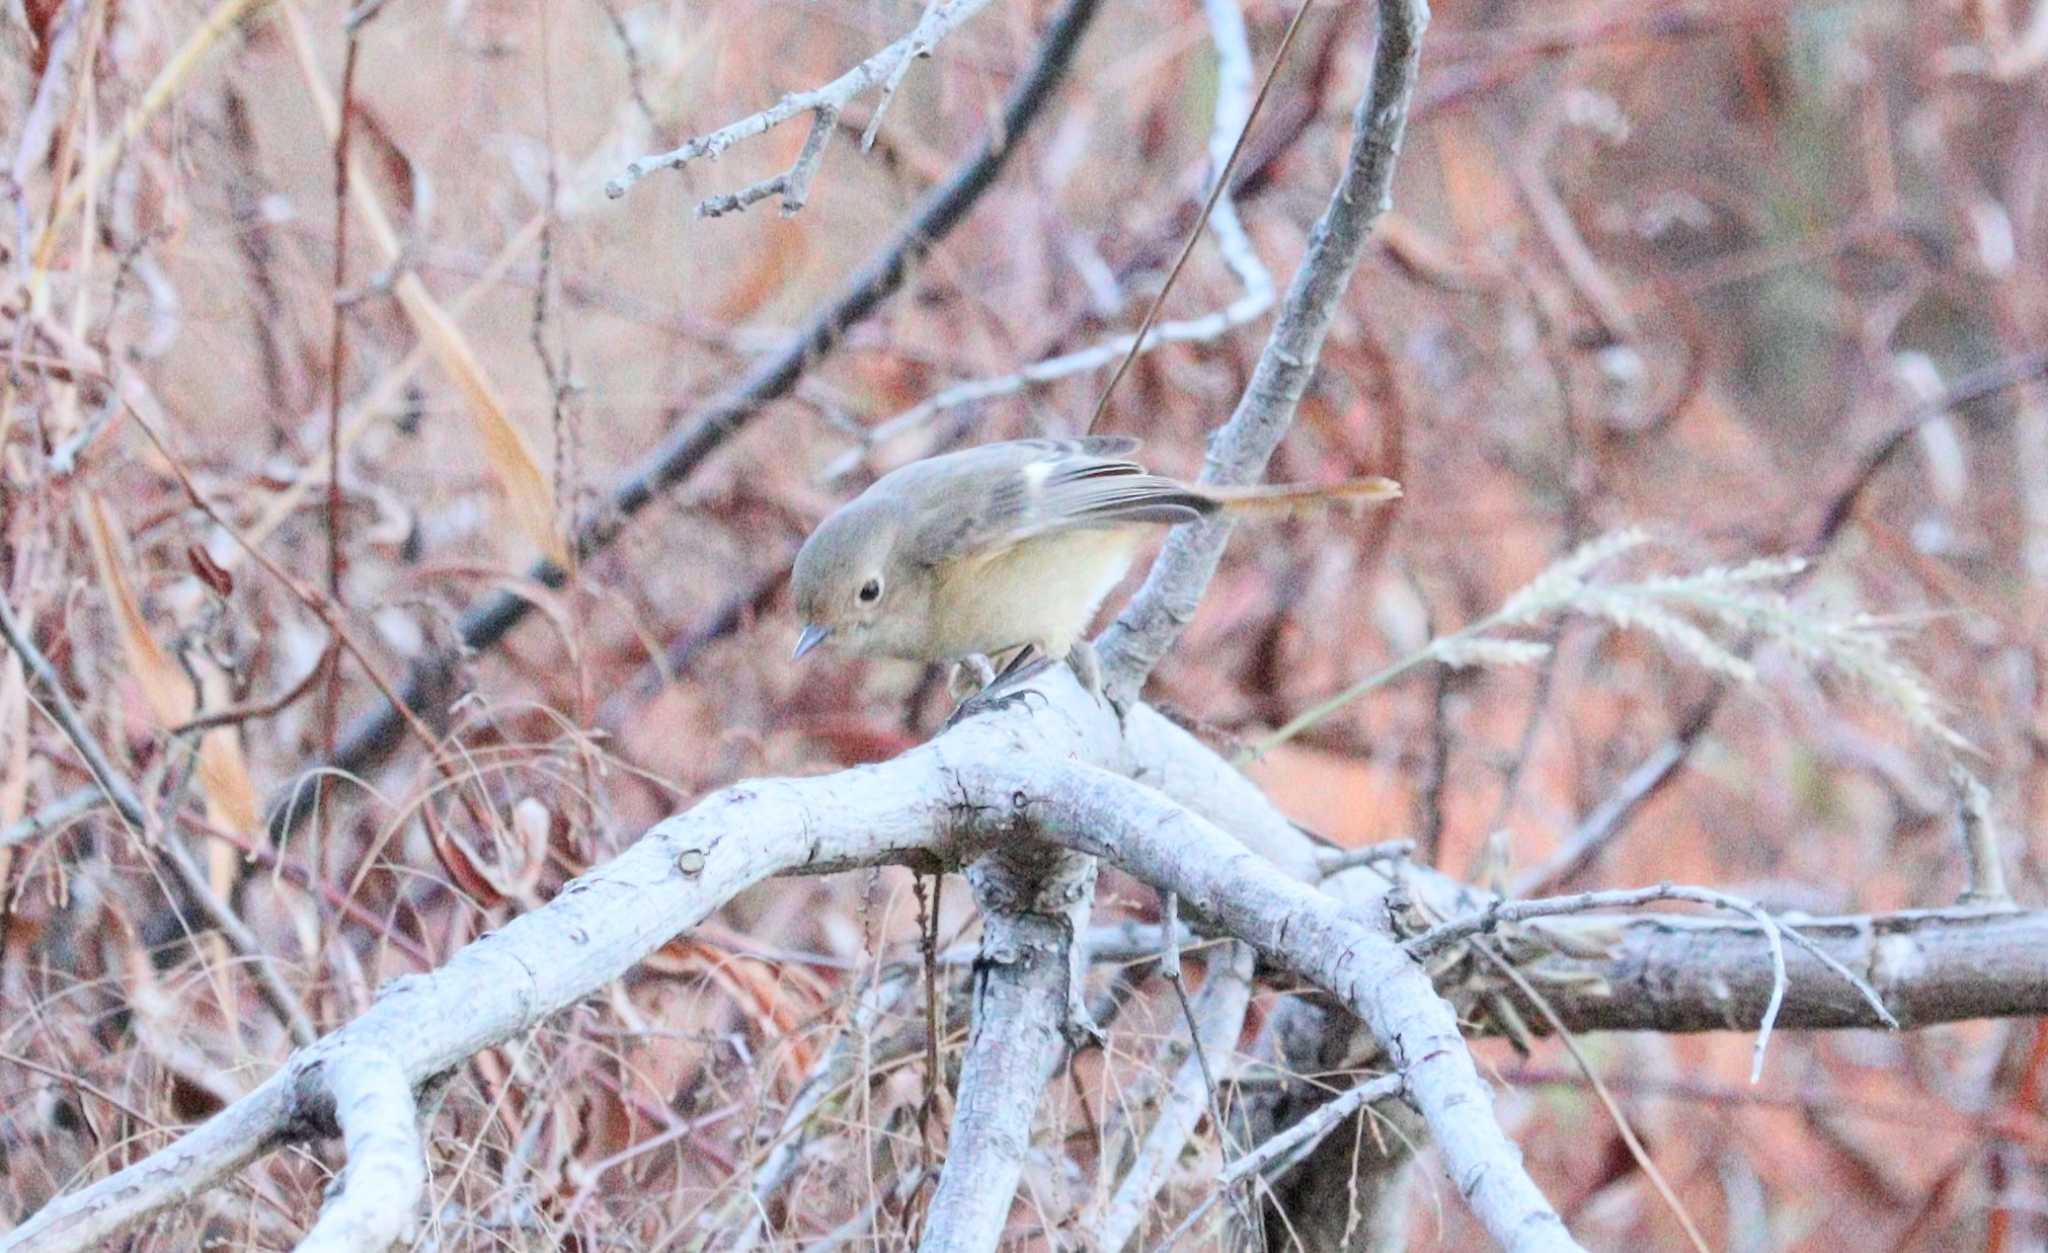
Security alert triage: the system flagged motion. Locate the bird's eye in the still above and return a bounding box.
[857,578,883,604]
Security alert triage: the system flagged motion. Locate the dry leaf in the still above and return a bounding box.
[186,544,233,597]
[279,0,567,569]
[83,496,261,846]
[83,494,191,724]
[395,277,569,568]
[184,645,261,843]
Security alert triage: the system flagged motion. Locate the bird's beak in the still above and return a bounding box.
[792,623,833,661]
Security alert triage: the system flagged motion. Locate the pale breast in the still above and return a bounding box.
[928,528,1143,661]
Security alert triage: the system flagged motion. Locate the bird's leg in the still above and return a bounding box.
[990,645,1051,689]
[1065,639,1126,727]
[948,654,1000,704]
[1067,639,1103,704]
[944,646,1048,726]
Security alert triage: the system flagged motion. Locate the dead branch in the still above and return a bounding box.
[294,1050,422,1253]
[1088,939,1256,1250]
[1097,0,1429,699]
[1,664,1581,1252]
[1481,903,2048,1036]
[605,0,999,214]
[15,652,2046,1252]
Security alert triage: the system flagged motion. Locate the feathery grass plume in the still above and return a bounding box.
[1494,527,1653,624]
[1426,637,1554,669]
[1249,528,1968,760]
[1572,588,1756,683]
[1752,610,1971,752]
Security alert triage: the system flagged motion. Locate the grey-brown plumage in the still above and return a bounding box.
[791,436,1399,698]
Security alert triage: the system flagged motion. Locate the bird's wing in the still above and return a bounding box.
[897,437,1210,569]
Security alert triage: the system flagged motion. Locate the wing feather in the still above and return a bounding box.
[895,437,1210,568]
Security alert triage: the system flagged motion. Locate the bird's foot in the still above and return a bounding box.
[1066,640,1127,729]
[947,654,1000,705]
[943,648,1049,727]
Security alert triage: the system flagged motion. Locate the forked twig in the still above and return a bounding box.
[605,0,998,214]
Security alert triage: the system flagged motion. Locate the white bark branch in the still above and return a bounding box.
[1224,1073,1405,1192]
[2,668,1575,1253]
[296,1051,424,1253]
[1100,0,1432,696]
[941,754,1581,1253]
[916,6,1281,1243]
[17,655,2039,1250]
[604,0,999,213]
[0,750,953,1253]
[921,844,1097,1251]
[0,1072,301,1253]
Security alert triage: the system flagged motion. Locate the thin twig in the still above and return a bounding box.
[1158,1072,1406,1247]
[1083,0,1310,435]
[1091,935,1256,1250]
[1950,762,2014,907]
[0,592,317,1046]
[133,417,447,764]
[166,654,328,736]
[605,0,998,213]
[1315,838,1415,878]
[1467,939,1710,1253]
[1511,696,1714,896]
[820,0,1280,483]
[0,785,103,850]
[1098,0,1430,698]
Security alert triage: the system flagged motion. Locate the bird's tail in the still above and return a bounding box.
[1201,475,1402,516]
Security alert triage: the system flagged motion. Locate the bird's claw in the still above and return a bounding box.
[943,685,1048,728]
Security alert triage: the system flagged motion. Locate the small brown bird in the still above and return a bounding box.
[790,436,1400,702]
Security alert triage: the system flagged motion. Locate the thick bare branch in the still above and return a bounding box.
[0,664,1119,1252]
[0,1071,300,1253]
[940,754,1581,1253]
[921,845,1097,1251]
[15,649,2043,1251]
[1100,0,1431,696]
[5,660,1557,1252]
[919,6,1279,1243]
[296,1051,424,1253]
[1487,904,2047,1036]
[1411,882,1897,1083]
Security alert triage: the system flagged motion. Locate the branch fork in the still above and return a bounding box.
[604,0,998,215]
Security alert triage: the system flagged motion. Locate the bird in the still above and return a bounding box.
[789,435,1400,707]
